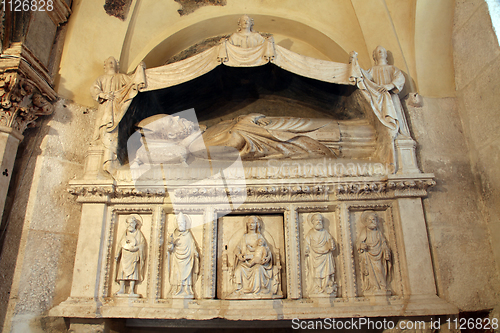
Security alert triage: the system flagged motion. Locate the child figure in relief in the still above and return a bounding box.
[247,238,268,267]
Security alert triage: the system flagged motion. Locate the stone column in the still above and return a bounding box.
[0,126,23,222]
[0,71,55,221]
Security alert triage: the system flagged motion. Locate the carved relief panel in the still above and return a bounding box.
[105,209,153,298]
[162,212,204,299]
[349,205,403,297]
[217,215,286,299]
[299,212,341,298]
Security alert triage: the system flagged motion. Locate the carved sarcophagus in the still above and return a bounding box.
[51,16,456,323]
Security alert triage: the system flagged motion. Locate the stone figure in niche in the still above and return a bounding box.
[132,114,205,167]
[189,113,340,160]
[230,216,280,298]
[167,212,199,298]
[115,214,147,297]
[304,213,337,297]
[364,46,410,137]
[358,211,392,295]
[229,14,265,48]
[90,57,138,174]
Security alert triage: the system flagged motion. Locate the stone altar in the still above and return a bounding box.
[50,16,456,324]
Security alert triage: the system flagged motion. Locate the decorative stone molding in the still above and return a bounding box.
[68,175,436,204]
[47,0,72,26]
[387,178,436,198]
[2,43,57,100]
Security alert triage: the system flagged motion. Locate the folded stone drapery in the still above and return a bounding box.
[113,38,399,135]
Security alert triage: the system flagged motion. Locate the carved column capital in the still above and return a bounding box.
[0,71,54,135]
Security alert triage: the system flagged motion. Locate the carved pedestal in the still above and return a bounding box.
[395,137,421,174]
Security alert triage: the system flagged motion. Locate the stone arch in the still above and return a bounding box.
[123,14,351,72]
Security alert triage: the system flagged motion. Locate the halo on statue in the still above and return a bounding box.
[360,210,377,227]
[128,214,143,229]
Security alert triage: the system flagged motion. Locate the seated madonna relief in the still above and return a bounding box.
[227,216,282,299]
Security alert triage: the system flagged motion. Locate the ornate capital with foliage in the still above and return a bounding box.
[0,71,54,134]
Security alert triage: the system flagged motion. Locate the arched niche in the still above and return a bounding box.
[116,63,382,165]
[126,14,350,72]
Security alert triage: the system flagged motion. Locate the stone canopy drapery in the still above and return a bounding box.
[117,37,399,136]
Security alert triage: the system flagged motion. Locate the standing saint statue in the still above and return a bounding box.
[90,56,145,175]
[167,212,199,298]
[304,213,337,297]
[228,14,265,48]
[364,46,410,137]
[358,211,392,295]
[115,215,147,297]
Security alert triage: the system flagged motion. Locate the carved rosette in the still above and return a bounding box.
[0,71,54,134]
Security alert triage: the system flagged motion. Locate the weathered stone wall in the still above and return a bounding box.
[453,0,500,292]
[0,101,96,332]
[407,97,500,311]
[393,0,500,311]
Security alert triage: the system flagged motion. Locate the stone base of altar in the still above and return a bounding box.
[53,295,456,321]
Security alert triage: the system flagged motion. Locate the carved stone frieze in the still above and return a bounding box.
[335,182,389,200]
[68,175,436,203]
[334,177,436,200]
[0,71,54,134]
[388,179,436,198]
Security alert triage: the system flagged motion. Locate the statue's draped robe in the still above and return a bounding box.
[305,229,336,294]
[365,64,409,136]
[90,64,145,172]
[191,114,339,160]
[169,229,199,292]
[233,233,273,294]
[358,228,391,292]
[91,73,131,142]
[116,229,146,281]
[229,31,265,48]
